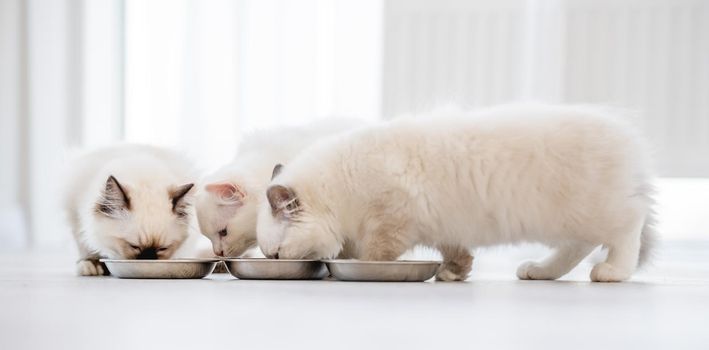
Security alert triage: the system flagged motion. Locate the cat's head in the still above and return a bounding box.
[88,175,194,259]
[195,181,257,257]
[257,165,343,259]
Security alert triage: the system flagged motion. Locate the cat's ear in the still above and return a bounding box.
[267,184,300,219]
[271,164,283,180]
[170,183,194,218]
[205,182,245,205]
[96,175,130,217]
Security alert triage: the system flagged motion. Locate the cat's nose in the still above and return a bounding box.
[136,247,158,260]
[266,252,279,259]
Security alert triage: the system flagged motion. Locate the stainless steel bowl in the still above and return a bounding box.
[224,258,328,280]
[100,259,220,279]
[324,260,441,282]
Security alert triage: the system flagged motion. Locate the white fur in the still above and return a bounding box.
[64,144,198,275]
[195,118,364,257]
[257,105,657,282]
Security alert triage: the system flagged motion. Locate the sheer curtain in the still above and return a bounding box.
[1,0,708,249]
[123,0,383,170]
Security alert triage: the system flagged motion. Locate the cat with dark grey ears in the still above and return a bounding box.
[64,144,197,276]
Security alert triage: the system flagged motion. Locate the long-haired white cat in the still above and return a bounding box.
[196,119,364,257]
[257,105,657,282]
[64,144,197,276]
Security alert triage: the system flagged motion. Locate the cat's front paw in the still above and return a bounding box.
[516,261,560,280]
[435,260,471,281]
[435,268,467,281]
[436,248,473,282]
[77,259,106,276]
[590,262,630,282]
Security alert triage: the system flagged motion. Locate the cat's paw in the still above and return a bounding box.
[516,261,560,280]
[590,262,630,282]
[436,248,473,282]
[435,268,467,281]
[435,269,461,281]
[77,259,105,276]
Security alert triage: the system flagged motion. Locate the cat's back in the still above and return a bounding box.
[374,105,645,165]
[319,105,649,196]
[386,104,634,142]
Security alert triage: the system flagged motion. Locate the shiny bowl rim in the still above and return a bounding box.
[223,258,323,263]
[322,259,442,266]
[99,258,221,263]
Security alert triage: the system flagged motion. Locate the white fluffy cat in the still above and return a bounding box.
[196,118,364,257]
[257,105,657,282]
[64,144,197,276]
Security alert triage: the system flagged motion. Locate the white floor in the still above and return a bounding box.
[1,241,708,350]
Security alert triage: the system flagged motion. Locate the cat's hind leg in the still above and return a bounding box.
[436,245,473,281]
[590,239,640,282]
[517,242,596,280]
[590,213,645,282]
[590,230,642,282]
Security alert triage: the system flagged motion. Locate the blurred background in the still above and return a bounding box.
[1,0,708,251]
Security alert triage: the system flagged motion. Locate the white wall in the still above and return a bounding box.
[562,0,709,177]
[382,0,709,176]
[0,0,27,250]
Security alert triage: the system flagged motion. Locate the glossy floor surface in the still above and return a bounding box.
[1,241,707,350]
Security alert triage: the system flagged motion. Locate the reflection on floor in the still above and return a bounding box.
[0,241,707,350]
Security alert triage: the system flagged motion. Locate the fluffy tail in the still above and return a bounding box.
[638,206,658,268]
[632,177,659,268]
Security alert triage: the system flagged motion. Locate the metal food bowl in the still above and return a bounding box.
[323,259,441,282]
[224,258,328,280]
[100,258,220,279]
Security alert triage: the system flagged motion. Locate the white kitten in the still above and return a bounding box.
[196,118,364,257]
[257,105,657,282]
[64,144,197,276]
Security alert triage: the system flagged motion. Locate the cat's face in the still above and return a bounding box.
[88,176,194,260]
[257,183,342,259]
[196,182,257,257]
